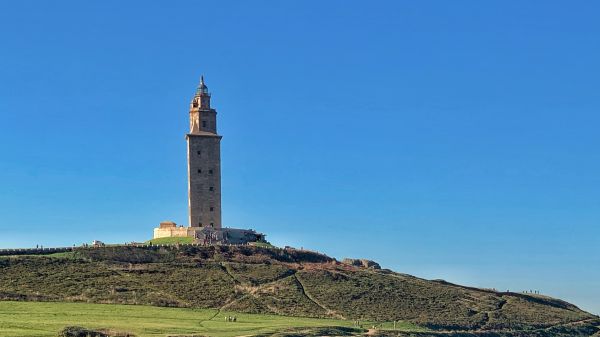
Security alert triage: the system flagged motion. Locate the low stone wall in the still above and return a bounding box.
[0,247,73,256]
[153,226,190,239]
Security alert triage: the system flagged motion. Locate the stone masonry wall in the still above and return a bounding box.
[153,226,190,239]
[187,134,222,228]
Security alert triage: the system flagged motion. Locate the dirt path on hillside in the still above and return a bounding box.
[294,272,345,320]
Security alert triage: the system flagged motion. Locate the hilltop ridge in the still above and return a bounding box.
[0,245,598,336]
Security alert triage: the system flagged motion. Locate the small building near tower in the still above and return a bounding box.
[153,221,188,239]
[152,76,265,245]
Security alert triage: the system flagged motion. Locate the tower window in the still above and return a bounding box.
[197,169,202,173]
[199,222,202,226]
[210,207,214,212]
[202,121,207,127]
[209,186,214,191]
[208,169,213,175]
[197,150,201,155]
[210,223,214,227]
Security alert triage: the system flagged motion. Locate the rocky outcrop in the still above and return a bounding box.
[342,258,381,269]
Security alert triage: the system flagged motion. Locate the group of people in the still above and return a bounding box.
[225,316,237,322]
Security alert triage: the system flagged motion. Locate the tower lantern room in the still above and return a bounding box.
[192,76,211,110]
[189,76,217,134]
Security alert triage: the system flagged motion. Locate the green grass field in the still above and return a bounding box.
[145,237,194,245]
[0,301,421,337]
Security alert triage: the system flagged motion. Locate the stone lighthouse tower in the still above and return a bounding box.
[187,76,222,228]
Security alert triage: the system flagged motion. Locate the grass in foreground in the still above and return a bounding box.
[0,301,423,337]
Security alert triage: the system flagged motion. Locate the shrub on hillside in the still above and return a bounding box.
[76,247,176,263]
[58,326,136,337]
[58,326,107,337]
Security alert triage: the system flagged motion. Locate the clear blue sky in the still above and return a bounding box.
[1,1,599,314]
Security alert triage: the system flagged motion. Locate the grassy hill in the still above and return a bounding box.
[146,237,194,245]
[0,301,379,337]
[0,245,598,337]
